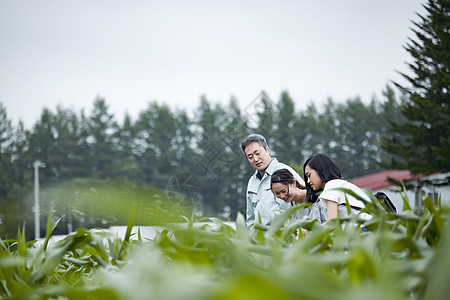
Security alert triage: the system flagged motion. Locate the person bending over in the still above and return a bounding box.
[271,168,327,223]
[302,154,371,223]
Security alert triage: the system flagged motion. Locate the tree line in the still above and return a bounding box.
[0,86,406,219]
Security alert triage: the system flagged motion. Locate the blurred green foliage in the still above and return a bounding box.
[0,192,448,299]
[0,178,192,239]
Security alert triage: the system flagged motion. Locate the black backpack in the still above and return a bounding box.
[374,191,397,213]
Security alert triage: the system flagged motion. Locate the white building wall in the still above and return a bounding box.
[373,172,450,213]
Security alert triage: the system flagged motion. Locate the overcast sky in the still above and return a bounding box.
[0,0,426,129]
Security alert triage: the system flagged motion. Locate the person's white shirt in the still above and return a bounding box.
[319,179,372,220]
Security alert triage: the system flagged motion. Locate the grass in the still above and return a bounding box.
[0,191,449,299]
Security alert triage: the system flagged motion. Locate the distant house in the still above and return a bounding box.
[349,170,450,212]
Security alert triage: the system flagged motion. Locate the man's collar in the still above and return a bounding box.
[265,157,278,175]
[256,170,264,180]
[254,157,278,179]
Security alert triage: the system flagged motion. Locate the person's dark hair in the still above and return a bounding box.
[303,153,343,203]
[271,168,305,190]
[240,134,268,154]
[271,168,294,186]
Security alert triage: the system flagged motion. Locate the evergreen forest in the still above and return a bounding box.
[0,86,407,238]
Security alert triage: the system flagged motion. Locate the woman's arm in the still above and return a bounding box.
[325,200,338,222]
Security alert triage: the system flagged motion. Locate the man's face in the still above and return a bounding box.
[244,142,271,172]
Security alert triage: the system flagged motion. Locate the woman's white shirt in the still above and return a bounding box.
[319,179,371,220]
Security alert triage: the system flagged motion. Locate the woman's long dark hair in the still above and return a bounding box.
[303,154,343,203]
[271,168,306,189]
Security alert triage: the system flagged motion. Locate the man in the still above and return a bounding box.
[240,134,306,227]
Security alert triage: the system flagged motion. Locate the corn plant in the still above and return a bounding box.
[0,192,448,299]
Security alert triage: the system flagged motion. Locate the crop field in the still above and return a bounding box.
[0,192,449,299]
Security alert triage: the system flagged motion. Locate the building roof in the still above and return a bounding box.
[349,170,425,191]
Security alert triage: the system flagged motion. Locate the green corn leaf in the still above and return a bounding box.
[123,203,136,243]
[43,212,63,252]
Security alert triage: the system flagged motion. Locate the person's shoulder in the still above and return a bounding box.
[339,179,361,191]
[325,178,342,185]
[324,179,345,189]
[246,170,259,182]
[326,179,367,197]
[266,158,280,173]
[274,160,297,173]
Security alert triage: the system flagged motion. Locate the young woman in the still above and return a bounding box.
[302,154,371,222]
[271,168,327,223]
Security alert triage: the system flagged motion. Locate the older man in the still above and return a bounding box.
[241,134,305,227]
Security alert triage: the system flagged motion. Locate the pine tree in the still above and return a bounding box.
[220,97,250,219]
[135,101,171,185]
[378,85,408,167]
[252,91,277,145]
[51,106,83,179]
[384,0,450,175]
[114,113,141,181]
[273,91,298,164]
[0,103,14,196]
[87,97,119,177]
[333,97,381,178]
[11,121,32,189]
[28,108,55,180]
[192,96,229,216]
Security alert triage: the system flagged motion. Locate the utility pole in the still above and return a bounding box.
[33,160,46,240]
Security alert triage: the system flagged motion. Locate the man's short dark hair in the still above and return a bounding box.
[240,134,268,153]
